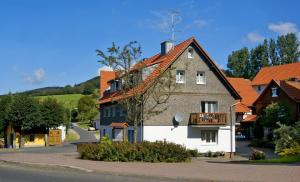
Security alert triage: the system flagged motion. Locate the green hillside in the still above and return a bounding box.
[37,94,84,110]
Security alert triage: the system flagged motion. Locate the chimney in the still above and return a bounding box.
[161,41,173,55]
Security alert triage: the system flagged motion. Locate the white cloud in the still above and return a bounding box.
[22,68,45,84]
[268,22,298,35]
[246,32,265,43]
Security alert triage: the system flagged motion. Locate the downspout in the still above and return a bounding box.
[140,95,144,142]
[230,102,240,159]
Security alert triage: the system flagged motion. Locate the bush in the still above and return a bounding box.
[187,149,198,157]
[249,149,266,160]
[278,144,300,157]
[78,141,191,163]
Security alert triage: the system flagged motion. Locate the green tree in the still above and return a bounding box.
[277,33,300,64]
[0,94,13,137]
[39,97,65,131]
[226,47,250,78]
[249,40,269,78]
[261,102,292,128]
[77,95,98,123]
[269,38,280,65]
[8,95,42,147]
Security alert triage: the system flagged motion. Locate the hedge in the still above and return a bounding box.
[78,141,195,162]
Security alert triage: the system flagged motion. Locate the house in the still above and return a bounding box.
[4,122,46,148]
[253,79,300,122]
[252,62,300,94]
[227,78,258,138]
[98,37,241,154]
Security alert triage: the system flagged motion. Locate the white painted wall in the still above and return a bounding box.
[143,126,235,153]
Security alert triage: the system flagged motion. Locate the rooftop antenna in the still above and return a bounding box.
[170,10,181,49]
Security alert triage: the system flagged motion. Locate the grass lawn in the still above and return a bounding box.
[36,94,84,109]
[65,129,80,142]
[77,122,91,129]
[249,155,300,164]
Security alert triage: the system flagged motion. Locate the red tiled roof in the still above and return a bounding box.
[227,77,259,112]
[99,37,241,104]
[100,71,117,97]
[242,115,257,123]
[252,62,300,86]
[280,80,300,102]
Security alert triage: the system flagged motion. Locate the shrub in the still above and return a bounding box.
[278,143,300,157]
[78,141,191,163]
[187,149,198,157]
[249,149,266,160]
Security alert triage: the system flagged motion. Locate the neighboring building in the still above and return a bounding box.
[252,62,300,94]
[227,78,258,138]
[253,79,300,122]
[98,37,241,153]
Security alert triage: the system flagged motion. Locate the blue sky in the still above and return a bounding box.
[0,0,299,94]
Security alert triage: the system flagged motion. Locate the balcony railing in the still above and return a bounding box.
[190,113,227,125]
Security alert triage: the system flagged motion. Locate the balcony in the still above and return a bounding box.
[189,113,227,125]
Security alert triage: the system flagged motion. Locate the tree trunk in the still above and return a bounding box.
[133,123,137,144]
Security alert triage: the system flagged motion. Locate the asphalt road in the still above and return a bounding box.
[0,162,187,182]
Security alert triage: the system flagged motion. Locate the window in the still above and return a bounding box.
[103,108,108,117]
[257,86,261,92]
[197,71,206,84]
[176,70,185,83]
[127,130,134,143]
[188,48,194,58]
[107,107,111,117]
[201,130,218,144]
[111,107,116,117]
[271,87,279,97]
[201,101,218,113]
[116,106,121,116]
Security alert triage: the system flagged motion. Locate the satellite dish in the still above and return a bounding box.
[174,113,183,123]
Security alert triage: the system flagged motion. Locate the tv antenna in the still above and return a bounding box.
[170,10,181,48]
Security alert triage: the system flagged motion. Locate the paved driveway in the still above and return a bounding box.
[236,140,278,159]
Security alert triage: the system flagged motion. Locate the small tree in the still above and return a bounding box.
[0,94,13,138]
[77,95,98,123]
[261,102,292,128]
[274,121,300,155]
[97,41,177,143]
[40,98,65,130]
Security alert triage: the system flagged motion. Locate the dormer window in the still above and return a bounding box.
[271,87,278,97]
[188,48,194,58]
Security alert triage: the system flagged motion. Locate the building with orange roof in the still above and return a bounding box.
[253,79,300,122]
[98,37,241,153]
[252,62,300,93]
[227,77,259,138]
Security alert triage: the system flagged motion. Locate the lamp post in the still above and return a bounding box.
[229,102,239,159]
[69,108,78,131]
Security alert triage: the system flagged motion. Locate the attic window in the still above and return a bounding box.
[271,87,278,97]
[188,48,194,58]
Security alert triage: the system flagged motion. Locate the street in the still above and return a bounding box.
[0,162,192,182]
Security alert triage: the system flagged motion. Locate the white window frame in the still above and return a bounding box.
[196,71,206,84]
[271,87,278,97]
[187,48,194,59]
[201,101,218,113]
[176,70,185,84]
[201,130,218,144]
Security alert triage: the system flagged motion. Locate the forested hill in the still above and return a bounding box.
[22,76,100,96]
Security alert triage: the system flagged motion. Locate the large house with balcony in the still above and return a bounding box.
[98,37,241,153]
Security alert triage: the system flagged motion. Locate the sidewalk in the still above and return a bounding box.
[0,151,299,182]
